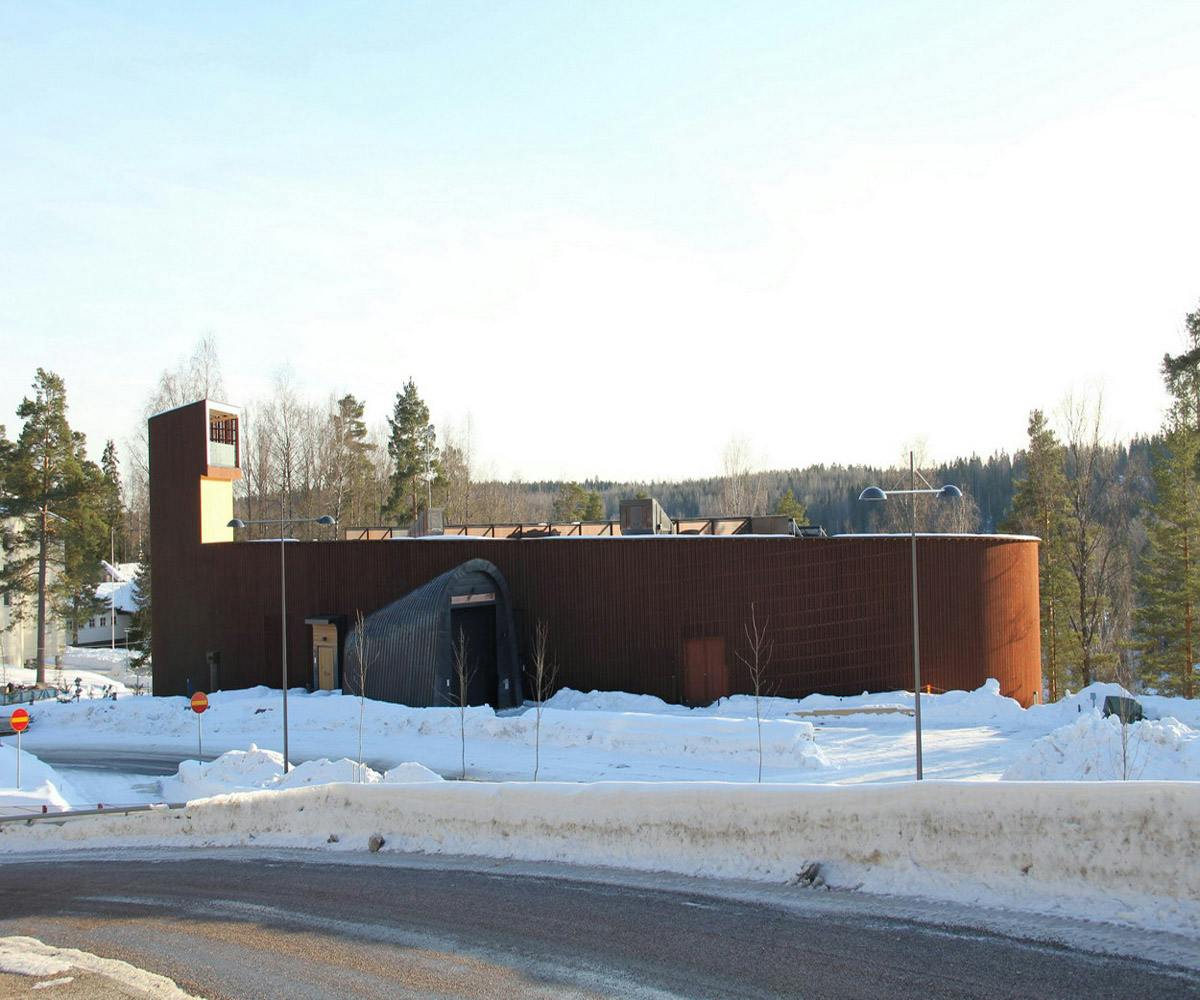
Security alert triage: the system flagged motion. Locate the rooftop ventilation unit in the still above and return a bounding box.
[414,508,445,537]
[620,497,672,535]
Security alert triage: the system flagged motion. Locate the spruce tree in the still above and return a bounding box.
[100,439,127,563]
[1135,305,1200,698]
[1005,410,1075,700]
[130,541,152,681]
[385,379,439,523]
[1135,429,1200,697]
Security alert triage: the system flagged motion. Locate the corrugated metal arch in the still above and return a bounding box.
[342,558,524,708]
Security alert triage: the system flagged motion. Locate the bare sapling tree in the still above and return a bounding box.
[530,619,559,781]
[735,602,774,782]
[352,610,376,782]
[453,627,475,779]
[1112,657,1144,782]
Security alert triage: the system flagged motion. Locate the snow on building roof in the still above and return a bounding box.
[95,578,139,615]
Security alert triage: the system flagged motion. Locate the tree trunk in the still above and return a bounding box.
[36,507,48,685]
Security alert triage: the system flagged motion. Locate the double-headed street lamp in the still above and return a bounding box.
[227,511,336,773]
[858,452,961,780]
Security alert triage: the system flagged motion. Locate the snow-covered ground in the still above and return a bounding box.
[2,676,1195,813]
[3,678,1197,939]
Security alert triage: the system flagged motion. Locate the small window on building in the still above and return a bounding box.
[1,591,9,607]
[100,616,107,627]
[87,618,95,629]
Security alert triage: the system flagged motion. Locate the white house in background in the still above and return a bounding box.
[0,519,68,667]
[75,561,140,649]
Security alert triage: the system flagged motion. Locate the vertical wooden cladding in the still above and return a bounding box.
[155,531,1042,708]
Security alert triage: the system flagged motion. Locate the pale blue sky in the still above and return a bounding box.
[3,2,1200,480]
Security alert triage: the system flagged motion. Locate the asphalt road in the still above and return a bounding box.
[30,747,201,776]
[30,747,397,777]
[0,853,1195,1000]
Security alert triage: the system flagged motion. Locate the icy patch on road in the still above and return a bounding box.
[1002,714,1200,781]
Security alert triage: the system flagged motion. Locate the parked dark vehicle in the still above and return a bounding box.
[1102,696,1144,722]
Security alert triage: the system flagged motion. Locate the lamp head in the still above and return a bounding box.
[858,486,887,502]
[938,484,963,500]
[227,518,246,529]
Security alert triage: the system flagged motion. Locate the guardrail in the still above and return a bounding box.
[0,802,187,826]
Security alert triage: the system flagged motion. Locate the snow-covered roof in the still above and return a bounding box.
[95,578,139,615]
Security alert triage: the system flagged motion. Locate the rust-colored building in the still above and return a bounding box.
[150,401,1043,707]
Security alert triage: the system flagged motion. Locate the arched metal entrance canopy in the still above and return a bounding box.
[343,558,523,709]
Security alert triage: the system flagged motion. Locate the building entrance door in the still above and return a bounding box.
[682,637,729,706]
[311,623,338,691]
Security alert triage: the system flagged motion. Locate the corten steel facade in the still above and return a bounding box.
[150,401,1044,707]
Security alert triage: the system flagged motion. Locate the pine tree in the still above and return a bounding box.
[385,379,439,523]
[773,488,808,524]
[552,482,604,521]
[327,394,375,527]
[0,370,104,682]
[1005,410,1075,700]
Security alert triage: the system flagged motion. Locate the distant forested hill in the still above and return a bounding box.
[511,438,1154,534]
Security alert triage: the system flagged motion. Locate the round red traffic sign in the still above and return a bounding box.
[190,692,209,714]
[10,708,30,733]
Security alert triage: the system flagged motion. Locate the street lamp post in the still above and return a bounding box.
[858,451,961,780]
[228,510,336,773]
[110,525,116,651]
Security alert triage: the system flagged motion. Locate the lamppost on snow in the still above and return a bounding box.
[227,510,336,773]
[858,452,961,780]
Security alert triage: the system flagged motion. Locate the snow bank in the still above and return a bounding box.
[1002,714,1200,781]
[0,744,85,814]
[160,747,442,800]
[160,746,387,800]
[382,762,443,783]
[3,780,1195,937]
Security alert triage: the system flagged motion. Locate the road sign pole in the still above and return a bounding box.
[9,709,30,789]
[189,692,209,760]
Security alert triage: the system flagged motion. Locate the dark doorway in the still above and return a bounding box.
[451,604,498,706]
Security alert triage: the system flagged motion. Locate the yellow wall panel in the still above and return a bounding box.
[199,477,234,544]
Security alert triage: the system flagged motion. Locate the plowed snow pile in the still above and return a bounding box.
[161,746,442,800]
[0,744,84,813]
[1002,714,1200,781]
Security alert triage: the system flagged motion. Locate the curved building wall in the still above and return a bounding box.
[343,559,522,708]
[152,533,1042,708]
[148,408,1040,708]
